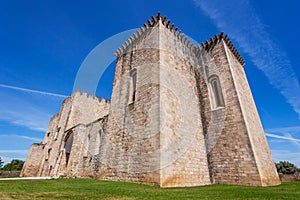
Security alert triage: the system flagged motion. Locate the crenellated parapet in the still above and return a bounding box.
[115,13,244,68]
[115,12,196,58]
[72,89,111,104]
[200,32,245,67]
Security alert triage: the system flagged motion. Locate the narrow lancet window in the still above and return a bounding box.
[128,69,137,105]
[209,75,225,108]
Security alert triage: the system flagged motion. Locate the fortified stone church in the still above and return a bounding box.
[21,13,280,187]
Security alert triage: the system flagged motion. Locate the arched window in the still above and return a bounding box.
[208,75,225,108]
[128,68,137,105]
[64,132,73,167]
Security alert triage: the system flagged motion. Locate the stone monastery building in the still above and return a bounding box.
[21,13,280,187]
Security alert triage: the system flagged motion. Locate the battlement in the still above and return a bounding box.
[200,32,245,66]
[72,89,111,104]
[115,13,244,68]
[49,113,59,123]
[115,12,195,58]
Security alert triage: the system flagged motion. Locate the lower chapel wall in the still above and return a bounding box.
[20,143,44,177]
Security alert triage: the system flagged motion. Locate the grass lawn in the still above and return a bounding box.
[0,179,299,200]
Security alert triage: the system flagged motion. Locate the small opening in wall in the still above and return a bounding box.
[54,127,61,140]
[45,148,51,161]
[47,132,50,137]
[128,68,137,105]
[48,165,52,176]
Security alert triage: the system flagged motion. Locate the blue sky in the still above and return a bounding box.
[0,0,300,167]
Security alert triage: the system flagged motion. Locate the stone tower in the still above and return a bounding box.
[21,13,280,187]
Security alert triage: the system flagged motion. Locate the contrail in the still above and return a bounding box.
[265,133,300,142]
[0,84,68,98]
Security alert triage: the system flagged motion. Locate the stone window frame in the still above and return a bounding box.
[54,127,61,140]
[208,75,225,109]
[64,130,74,167]
[128,68,137,105]
[45,148,52,161]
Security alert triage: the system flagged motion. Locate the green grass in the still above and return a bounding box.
[0,176,19,178]
[0,179,299,200]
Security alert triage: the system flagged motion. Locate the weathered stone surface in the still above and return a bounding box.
[21,13,280,187]
[279,173,300,182]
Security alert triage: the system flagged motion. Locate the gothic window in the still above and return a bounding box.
[64,132,73,167]
[128,68,137,105]
[208,75,225,108]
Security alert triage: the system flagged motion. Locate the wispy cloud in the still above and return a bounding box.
[0,110,50,132]
[193,0,300,118]
[0,84,63,132]
[264,126,300,166]
[0,150,28,154]
[0,152,28,164]
[0,155,26,164]
[0,83,67,98]
[0,134,42,142]
[266,126,300,133]
[271,150,300,167]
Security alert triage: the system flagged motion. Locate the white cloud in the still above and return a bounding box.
[0,83,66,132]
[264,126,300,167]
[0,85,64,132]
[0,110,50,132]
[0,134,42,142]
[0,155,26,165]
[193,0,300,118]
[0,150,28,154]
[266,126,300,134]
[0,150,28,164]
[271,150,300,167]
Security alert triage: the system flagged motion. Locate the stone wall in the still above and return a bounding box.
[202,39,280,186]
[100,24,161,185]
[0,171,21,177]
[21,91,110,178]
[158,20,211,187]
[279,173,300,182]
[202,40,261,186]
[223,41,280,186]
[20,143,44,177]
